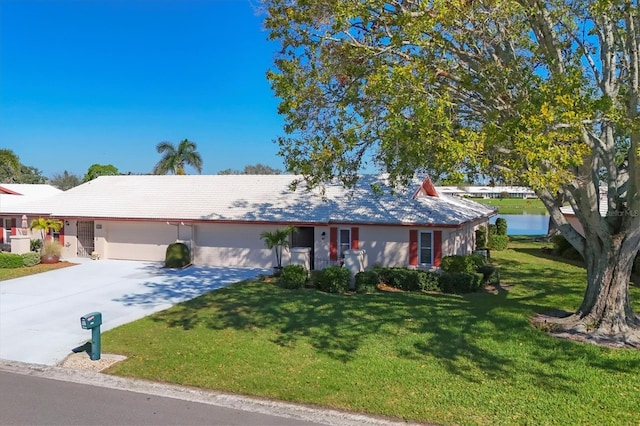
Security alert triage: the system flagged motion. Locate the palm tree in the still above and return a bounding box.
[260,226,295,274]
[152,139,203,175]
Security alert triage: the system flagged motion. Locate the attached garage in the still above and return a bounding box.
[105,221,175,261]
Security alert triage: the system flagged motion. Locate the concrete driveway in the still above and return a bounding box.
[0,259,267,365]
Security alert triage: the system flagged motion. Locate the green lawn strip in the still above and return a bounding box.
[0,262,76,281]
[103,244,640,425]
[471,198,547,214]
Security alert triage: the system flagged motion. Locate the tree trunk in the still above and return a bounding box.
[541,235,640,348]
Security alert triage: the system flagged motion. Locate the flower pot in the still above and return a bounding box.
[40,254,60,264]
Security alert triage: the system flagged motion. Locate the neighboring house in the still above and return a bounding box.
[463,186,537,199]
[1,175,496,270]
[0,184,63,248]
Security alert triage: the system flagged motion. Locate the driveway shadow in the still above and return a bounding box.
[112,265,268,307]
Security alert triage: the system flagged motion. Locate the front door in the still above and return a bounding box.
[77,221,95,257]
[291,227,315,270]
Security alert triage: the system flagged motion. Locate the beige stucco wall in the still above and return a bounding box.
[357,225,410,268]
[60,219,77,259]
[194,223,291,268]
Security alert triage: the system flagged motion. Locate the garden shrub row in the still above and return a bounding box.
[0,252,43,268]
[279,253,500,295]
[279,264,351,293]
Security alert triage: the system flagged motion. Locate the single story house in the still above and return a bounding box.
[464,186,537,199]
[1,175,496,270]
[0,184,62,249]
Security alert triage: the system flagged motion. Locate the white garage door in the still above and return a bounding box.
[107,222,175,261]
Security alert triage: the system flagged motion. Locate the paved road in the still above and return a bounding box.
[0,361,416,426]
[0,259,268,365]
[0,370,325,426]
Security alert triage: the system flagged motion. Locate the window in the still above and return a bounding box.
[419,231,433,265]
[339,228,351,258]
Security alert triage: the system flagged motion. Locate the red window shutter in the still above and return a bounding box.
[10,218,17,236]
[59,224,65,245]
[409,230,418,266]
[433,230,442,266]
[329,227,338,261]
[351,227,359,250]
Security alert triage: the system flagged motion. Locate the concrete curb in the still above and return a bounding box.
[0,359,425,426]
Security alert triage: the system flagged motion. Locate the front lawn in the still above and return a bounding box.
[103,241,640,425]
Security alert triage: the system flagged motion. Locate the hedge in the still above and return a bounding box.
[0,253,24,269]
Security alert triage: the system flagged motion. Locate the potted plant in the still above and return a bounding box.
[260,226,295,276]
[29,218,64,263]
[40,239,62,264]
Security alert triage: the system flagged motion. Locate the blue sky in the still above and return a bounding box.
[0,0,287,178]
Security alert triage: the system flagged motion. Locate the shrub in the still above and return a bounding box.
[41,240,62,257]
[439,272,483,293]
[475,226,487,249]
[489,224,497,235]
[165,242,190,268]
[0,253,24,269]
[441,254,486,273]
[355,270,379,293]
[416,270,441,291]
[316,266,351,293]
[375,267,440,292]
[21,252,41,267]
[495,218,508,236]
[30,239,42,252]
[279,264,308,289]
[477,264,500,285]
[561,247,584,261]
[488,234,509,251]
[551,234,573,256]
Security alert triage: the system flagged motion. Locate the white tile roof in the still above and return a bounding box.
[0,184,62,212]
[3,175,496,226]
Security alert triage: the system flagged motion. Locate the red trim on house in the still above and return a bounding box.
[409,229,418,266]
[329,227,338,261]
[11,218,17,236]
[412,176,439,198]
[433,230,442,267]
[0,186,23,195]
[351,227,359,250]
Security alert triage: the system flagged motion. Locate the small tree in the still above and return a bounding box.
[29,218,63,243]
[260,226,294,272]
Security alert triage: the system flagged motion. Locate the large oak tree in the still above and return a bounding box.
[264,0,640,346]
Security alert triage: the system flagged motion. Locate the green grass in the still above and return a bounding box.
[472,197,547,214]
[103,241,640,425]
[0,261,76,281]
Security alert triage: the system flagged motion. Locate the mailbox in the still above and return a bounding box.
[80,311,103,361]
[80,312,102,329]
